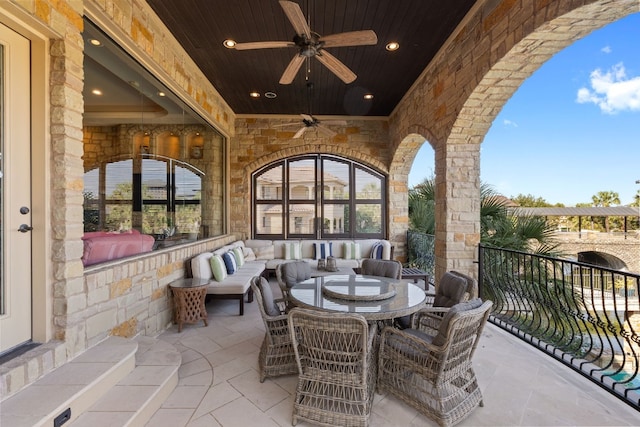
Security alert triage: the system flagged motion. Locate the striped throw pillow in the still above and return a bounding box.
[233,247,245,267]
[343,242,361,260]
[209,254,227,282]
[370,242,384,259]
[313,242,333,260]
[222,251,238,275]
[284,242,302,260]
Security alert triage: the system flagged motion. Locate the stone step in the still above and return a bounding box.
[1,336,136,427]
[68,336,180,427]
[0,336,180,427]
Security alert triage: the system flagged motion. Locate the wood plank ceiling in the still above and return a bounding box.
[146,0,478,117]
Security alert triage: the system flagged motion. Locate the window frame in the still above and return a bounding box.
[252,154,386,240]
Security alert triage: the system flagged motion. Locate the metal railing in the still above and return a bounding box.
[479,244,640,410]
[406,230,435,284]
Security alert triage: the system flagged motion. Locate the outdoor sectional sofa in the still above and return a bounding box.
[189,238,393,315]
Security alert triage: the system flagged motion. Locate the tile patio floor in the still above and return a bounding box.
[145,278,640,427]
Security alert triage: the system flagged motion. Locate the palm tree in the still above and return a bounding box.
[409,177,560,255]
[591,190,620,232]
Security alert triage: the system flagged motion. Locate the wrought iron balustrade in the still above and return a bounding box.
[406,230,435,284]
[479,244,640,410]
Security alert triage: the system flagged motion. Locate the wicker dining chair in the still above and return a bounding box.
[360,258,402,279]
[275,260,311,307]
[250,276,298,382]
[396,270,471,330]
[410,270,480,334]
[378,299,493,427]
[288,307,378,427]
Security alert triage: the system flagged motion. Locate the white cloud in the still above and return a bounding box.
[503,119,518,128]
[576,63,640,114]
[601,45,612,54]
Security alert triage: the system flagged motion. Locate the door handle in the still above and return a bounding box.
[18,224,33,233]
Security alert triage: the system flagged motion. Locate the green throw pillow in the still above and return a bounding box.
[209,254,227,282]
[233,247,245,267]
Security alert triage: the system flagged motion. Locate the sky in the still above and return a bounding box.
[408,12,640,207]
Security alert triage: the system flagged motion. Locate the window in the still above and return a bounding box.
[82,18,225,260]
[253,155,386,239]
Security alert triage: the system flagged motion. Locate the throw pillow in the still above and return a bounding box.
[253,245,275,260]
[233,247,245,267]
[222,251,238,275]
[243,246,256,261]
[370,241,384,259]
[284,242,302,260]
[343,242,361,260]
[313,242,333,260]
[209,254,227,282]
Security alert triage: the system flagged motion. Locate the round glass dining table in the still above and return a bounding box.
[289,274,426,321]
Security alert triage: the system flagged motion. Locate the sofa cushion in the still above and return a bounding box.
[343,242,361,259]
[243,247,256,261]
[233,247,245,267]
[254,245,275,260]
[210,254,228,282]
[284,242,302,260]
[222,251,238,275]
[313,242,333,260]
[370,241,384,259]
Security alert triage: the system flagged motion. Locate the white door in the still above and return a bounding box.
[0,23,32,354]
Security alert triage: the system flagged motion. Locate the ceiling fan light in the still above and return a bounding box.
[385,42,400,51]
[223,39,236,48]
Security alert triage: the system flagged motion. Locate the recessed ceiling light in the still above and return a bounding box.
[88,38,102,47]
[385,42,400,51]
[223,39,236,48]
[249,91,260,98]
[364,94,374,100]
[91,89,103,96]
[264,92,277,99]
[157,91,166,97]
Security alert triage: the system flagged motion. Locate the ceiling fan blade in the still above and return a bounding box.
[301,114,314,122]
[233,41,294,50]
[280,55,305,84]
[272,122,301,128]
[315,50,357,84]
[279,1,311,38]
[316,124,337,138]
[293,126,307,139]
[320,30,378,48]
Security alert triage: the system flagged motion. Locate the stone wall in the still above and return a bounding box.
[388,0,638,282]
[555,233,640,273]
[229,117,391,239]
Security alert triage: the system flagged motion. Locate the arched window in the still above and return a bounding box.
[253,155,386,239]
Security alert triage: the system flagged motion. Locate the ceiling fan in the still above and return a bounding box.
[231,0,378,84]
[275,82,347,138]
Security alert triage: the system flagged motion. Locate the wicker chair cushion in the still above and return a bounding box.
[281,261,311,288]
[386,327,434,357]
[361,259,401,279]
[433,272,467,307]
[432,298,483,346]
[259,276,280,316]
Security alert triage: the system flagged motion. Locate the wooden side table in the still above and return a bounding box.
[401,267,431,292]
[169,278,209,332]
